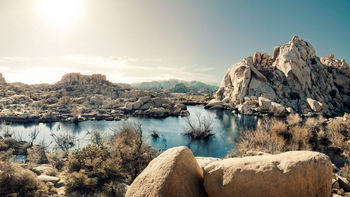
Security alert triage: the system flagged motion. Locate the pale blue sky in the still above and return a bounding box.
[0,0,349,84]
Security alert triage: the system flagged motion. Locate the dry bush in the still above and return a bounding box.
[183,112,214,139]
[111,122,158,183]
[270,120,288,139]
[286,113,302,126]
[289,126,312,150]
[27,146,49,165]
[0,161,48,197]
[66,144,123,195]
[235,128,285,155]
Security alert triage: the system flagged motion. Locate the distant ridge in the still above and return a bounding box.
[132,79,218,94]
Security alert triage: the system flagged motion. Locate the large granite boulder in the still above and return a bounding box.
[214,36,350,116]
[126,146,207,197]
[203,151,332,197]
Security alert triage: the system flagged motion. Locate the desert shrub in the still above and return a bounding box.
[0,140,14,161]
[289,126,312,150]
[183,112,214,139]
[340,163,350,180]
[235,128,286,155]
[47,153,65,171]
[27,146,49,165]
[112,122,158,183]
[103,181,128,197]
[286,113,302,126]
[88,130,105,147]
[66,144,123,195]
[65,171,97,194]
[0,161,48,197]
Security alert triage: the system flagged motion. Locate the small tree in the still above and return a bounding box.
[28,126,40,145]
[50,130,76,157]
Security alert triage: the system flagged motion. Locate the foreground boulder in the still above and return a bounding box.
[126,146,207,197]
[203,151,332,197]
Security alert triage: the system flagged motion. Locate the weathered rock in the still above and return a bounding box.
[338,176,350,192]
[32,164,56,175]
[307,98,324,112]
[214,36,350,116]
[204,151,332,197]
[258,97,272,110]
[253,51,262,65]
[196,157,221,169]
[37,175,60,184]
[270,102,286,116]
[126,146,207,197]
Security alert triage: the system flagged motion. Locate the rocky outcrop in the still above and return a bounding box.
[203,151,332,197]
[126,146,207,197]
[213,36,350,117]
[0,73,197,123]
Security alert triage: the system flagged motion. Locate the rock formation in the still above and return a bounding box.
[127,147,333,197]
[213,36,350,117]
[0,72,193,123]
[126,146,207,197]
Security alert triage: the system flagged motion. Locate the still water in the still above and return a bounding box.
[1,106,258,158]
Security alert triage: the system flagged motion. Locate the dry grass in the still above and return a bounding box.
[232,114,350,165]
[289,126,312,150]
[286,113,302,126]
[235,128,285,155]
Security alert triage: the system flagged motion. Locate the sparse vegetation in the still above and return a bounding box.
[230,114,350,166]
[183,112,215,139]
[0,161,49,197]
[112,122,158,183]
[66,144,124,195]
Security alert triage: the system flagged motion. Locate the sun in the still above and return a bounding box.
[36,0,84,31]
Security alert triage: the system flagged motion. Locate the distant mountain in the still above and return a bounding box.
[132,79,218,94]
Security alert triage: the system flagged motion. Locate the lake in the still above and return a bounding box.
[1,106,258,158]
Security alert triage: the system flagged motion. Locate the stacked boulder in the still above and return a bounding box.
[126,146,332,197]
[211,36,350,117]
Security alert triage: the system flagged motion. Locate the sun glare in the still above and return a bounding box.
[36,0,83,31]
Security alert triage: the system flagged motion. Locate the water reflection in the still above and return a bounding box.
[0,106,258,158]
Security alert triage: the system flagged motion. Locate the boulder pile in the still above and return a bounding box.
[211,36,350,117]
[126,146,332,197]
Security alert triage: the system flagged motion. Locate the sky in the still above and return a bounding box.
[0,0,349,84]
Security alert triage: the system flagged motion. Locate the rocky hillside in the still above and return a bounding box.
[132,79,218,94]
[212,36,350,117]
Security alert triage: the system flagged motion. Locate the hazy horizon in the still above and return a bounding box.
[1,0,349,84]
